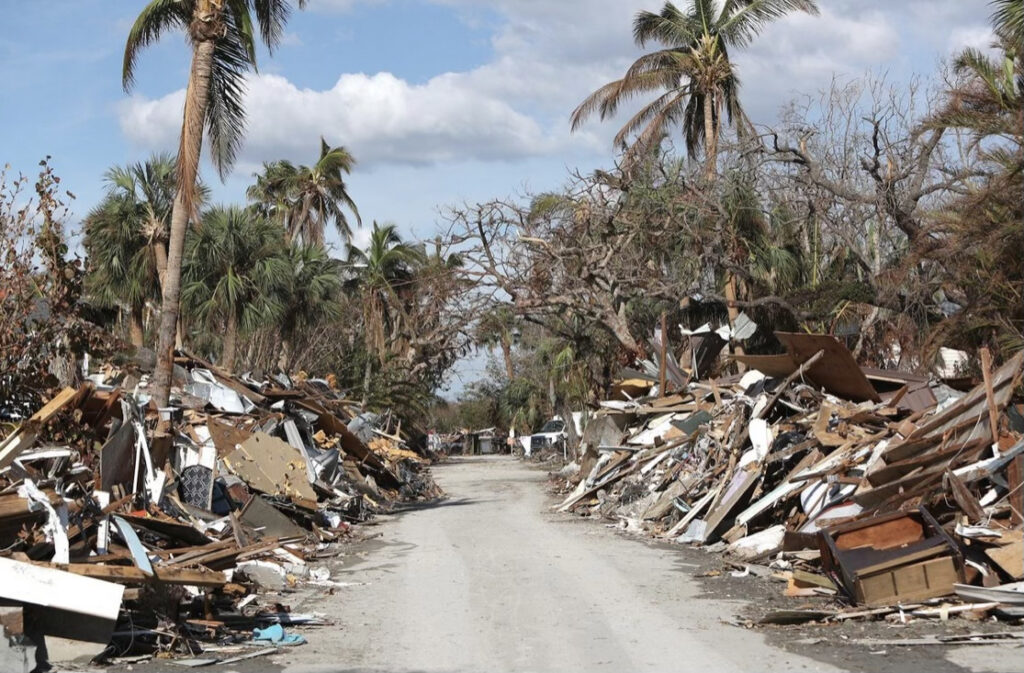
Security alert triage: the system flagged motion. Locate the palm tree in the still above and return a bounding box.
[571,0,818,178]
[274,243,344,372]
[123,0,307,405]
[247,159,296,224]
[248,138,361,245]
[475,307,519,380]
[83,154,182,347]
[346,222,425,403]
[181,206,288,371]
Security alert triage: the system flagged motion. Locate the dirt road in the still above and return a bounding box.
[283,456,842,673]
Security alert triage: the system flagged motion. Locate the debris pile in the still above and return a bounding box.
[0,352,441,668]
[552,332,1024,625]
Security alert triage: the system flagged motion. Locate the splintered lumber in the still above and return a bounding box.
[557,457,640,512]
[980,347,1000,444]
[906,351,1023,446]
[0,387,81,469]
[946,471,986,523]
[756,349,825,420]
[29,561,228,587]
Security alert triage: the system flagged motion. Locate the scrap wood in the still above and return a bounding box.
[980,347,1001,444]
[29,560,228,587]
[910,602,999,618]
[906,351,1023,445]
[756,349,826,420]
[945,470,986,523]
[0,386,82,470]
[758,609,835,625]
[774,333,880,403]
[847,631,1024,647]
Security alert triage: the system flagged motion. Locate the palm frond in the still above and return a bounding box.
[612,89,687,150]
[252,0,307,52]
[632,3,699,48]
[205,15,250,180]
[720,0,819,48]
[991,0,1024,46]
[122,0,189,90]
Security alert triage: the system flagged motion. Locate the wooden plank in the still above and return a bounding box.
[1009,455,1024,526]
[980,348,1000,444]
[658,312,667,396]
[0,387,80,469]
[908,351,1023,442]
[118,513,212,546]
[151,539,235,560]
[946,471,986,523]
[29,561,227,587]
[731,353,797,378]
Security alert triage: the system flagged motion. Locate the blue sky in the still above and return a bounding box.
[0,0,995,389]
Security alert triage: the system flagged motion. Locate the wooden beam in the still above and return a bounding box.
[658,311,667,396]
[980,348,1000,445]
[29,561,227,587]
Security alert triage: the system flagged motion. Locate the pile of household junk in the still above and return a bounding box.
[0,351,442,670]
[554,329,1024,629]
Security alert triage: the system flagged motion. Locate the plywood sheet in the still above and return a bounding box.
[224,432,317,504]
[775,332,880,402]
[732,353,797,378]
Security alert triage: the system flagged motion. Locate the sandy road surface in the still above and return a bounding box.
[282,456,842,673]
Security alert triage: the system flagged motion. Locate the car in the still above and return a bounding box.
[528,417,567,457]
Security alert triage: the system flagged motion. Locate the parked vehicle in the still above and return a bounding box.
[528,417,567,457]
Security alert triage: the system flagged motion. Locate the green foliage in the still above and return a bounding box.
[83,155,180,316]
[248,138,360,245]
[123,0,308,179]
[276,243,344,344]
[571,0,819,165]
[181,206,287,344]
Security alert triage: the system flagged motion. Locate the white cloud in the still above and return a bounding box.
[119,70,597,168]
[948,26,996,52]
[117,0,982,172]
[735,6,901,123]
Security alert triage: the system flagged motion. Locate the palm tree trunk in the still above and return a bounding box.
[703,90,718,181]
[500,331,515,380]
[361,356,373,407]
[129,304,145,348]
[151,38,216,406]
[152,238,168,292]
[277,336,292,373]
[724,271,746,370]
[222,311,238,372]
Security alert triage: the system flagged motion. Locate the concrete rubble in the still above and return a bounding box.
[549,331,1024,629]
[0,351,442,671]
